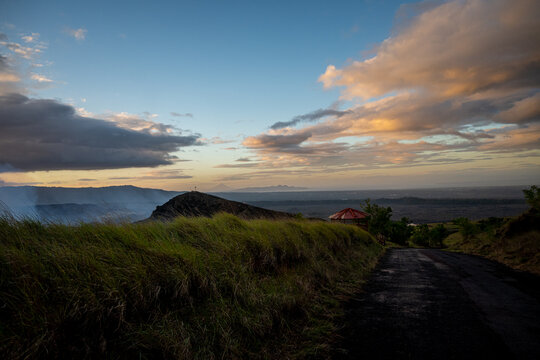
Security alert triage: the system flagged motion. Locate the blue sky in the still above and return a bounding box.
[1,0,539,190]
[1,0,414,135]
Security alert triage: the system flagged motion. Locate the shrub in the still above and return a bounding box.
[453,217,479,240]
[429,224,448,248]
[410,224,430,247]
[523,185,540,211]
[387,217,413,245]
[409,223,449,248]
[361,199,392,236]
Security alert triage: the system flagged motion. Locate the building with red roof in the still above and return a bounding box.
[329,208,369,228]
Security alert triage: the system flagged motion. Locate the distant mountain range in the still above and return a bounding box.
[208,184,308,192]
[0,185,528,224]
[229,185,308,192]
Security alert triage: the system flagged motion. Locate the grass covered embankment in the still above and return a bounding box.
[444,210,540,275]
[0,213,383,359]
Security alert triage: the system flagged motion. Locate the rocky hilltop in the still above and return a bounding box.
[147,191,294,221]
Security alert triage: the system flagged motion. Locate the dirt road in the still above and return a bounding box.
[336,249,540,359]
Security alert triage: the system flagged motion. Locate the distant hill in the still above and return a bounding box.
[231,185,308,192]
[0,185,181,222]
[147,191,294,221]
[207,183,234,192]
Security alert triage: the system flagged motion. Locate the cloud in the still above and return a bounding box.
[105,112,178,135]
[270,108,350,129]
[319,0,540,100]
[0,93,201,171]
[243,0,540,174]
[139,170,193,180]
[214,163,260,168]
[244,132,312,149]
[496,93,540,124]
[1,32,49,93]
[200,136,236,145]
[108,169,193,180]
[0,54,22,94]
[21,33,39,43]
[30,73,53,83]
[0,38,41,59]
[171,112,193,118]
[65,27,87,41]
[0,54,19,83]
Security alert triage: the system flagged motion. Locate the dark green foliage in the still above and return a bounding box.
[429,224,448,248]
[0,214,383,359]
[477,217,505,234]
[361,199,393,236]
[409,223,448,248]
[501,187,540,238]
[410,224,430,247]
[453,217,479,240]
[387,217,413,245]
[523,185,540,211]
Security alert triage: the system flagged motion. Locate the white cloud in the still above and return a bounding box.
[30,73,53,83]
[65,27,87,41]
[21,32,39,43]
[104,112,179,135]
[0,40,41,59]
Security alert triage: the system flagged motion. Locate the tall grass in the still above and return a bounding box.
[0,213,382,359]
[444,212,540,275]
[445,229,540,275]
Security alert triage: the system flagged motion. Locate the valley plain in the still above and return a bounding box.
[0,185,528,224]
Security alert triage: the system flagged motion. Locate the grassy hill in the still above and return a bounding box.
[444,210,540,275]
[0,214,383,359]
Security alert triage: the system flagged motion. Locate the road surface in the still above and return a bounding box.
[336,249,540,359]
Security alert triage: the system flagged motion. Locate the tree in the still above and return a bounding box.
[410,224,430,247]
[453,217,478,240]
[523,185,540,211]
[387,217,413,245]
[409,223,449,247]
[361,199,393,236]
[429,224,448,248]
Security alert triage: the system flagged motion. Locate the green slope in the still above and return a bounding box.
[0,214,383,359]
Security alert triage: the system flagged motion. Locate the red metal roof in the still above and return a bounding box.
[329,208,369,220]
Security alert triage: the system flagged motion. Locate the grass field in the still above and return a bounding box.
[0,213,383,359]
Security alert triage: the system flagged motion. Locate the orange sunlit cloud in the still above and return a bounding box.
[237,0,540,186]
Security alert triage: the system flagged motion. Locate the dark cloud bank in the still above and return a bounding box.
[270,108,350,129]
[0,93,200,171]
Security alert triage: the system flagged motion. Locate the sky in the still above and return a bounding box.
[0,0,539,191]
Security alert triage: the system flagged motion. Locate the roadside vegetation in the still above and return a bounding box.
[444,186,540,275]
[360,186,539,275]
[0,213,383,359]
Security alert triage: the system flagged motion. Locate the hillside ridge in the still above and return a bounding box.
[147,191,295,221]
